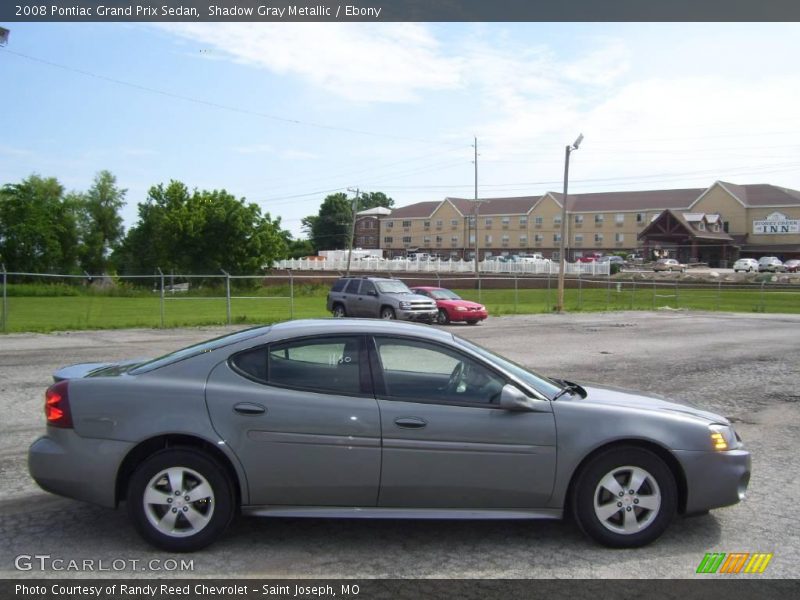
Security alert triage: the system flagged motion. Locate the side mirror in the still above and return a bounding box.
[499,384,537,411]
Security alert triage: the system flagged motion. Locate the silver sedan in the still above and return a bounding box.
[28,320,750,552]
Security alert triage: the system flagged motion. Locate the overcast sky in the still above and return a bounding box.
[2,22,800,236]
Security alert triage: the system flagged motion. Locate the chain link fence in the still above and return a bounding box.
[1,266,798,333]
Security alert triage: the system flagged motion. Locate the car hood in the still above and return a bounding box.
[386,292,435,303]
[571,383,728,425]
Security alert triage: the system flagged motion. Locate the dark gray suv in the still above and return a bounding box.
[327,276,438,322]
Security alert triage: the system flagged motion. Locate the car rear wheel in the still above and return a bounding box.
[572,447,676,548]
[436,309,450,325]
[380,306,396,320]
[332,304,346,318]
[127,449,235,552]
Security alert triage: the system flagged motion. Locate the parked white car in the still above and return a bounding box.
[733,258,759,273]
[758,256,785,273]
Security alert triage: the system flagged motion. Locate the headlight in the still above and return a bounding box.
[399,301,412,310]
[709,423,738,451]
[455,306,468,312]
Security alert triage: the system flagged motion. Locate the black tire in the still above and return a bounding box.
[332,303,346,318]
[436,309,450,325]
[466,320,479,325]
[127,449,235,552]
[571,447,676,548]
[380,306,396,320]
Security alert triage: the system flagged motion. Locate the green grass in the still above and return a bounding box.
[1,284,798,333]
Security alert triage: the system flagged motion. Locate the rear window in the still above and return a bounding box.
[130,326,270,374]
[331,279,350,292]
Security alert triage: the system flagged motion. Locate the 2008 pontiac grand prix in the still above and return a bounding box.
[29,319,750,552]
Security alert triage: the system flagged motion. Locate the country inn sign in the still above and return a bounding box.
[753,212,799,235]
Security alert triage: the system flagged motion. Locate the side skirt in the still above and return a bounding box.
[241,506,563,520]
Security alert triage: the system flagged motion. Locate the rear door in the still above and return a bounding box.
[205,335,381,506]
[354,279,380,318]
[369,336,557,509]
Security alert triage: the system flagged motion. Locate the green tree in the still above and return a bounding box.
[115,181,287,275]
[301,192,353,251]
[77,170,126,273]
[358,191,394,210]
[0,174,80,273]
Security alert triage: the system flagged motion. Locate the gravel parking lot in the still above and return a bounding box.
[1,311,798,579]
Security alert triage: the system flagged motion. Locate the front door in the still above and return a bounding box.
[205,335,381,506]
[369,336,557,508]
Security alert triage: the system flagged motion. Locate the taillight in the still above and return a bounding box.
[45,380,73,428]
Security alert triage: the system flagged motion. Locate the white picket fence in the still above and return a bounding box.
[275,257,610,276]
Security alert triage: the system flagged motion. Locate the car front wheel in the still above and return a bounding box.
[436,309,450,325]
[127,449,235,552]
[380,306,396,320]
[572,447,677,548]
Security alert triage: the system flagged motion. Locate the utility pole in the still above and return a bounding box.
[345,187,360,276]
[556,133,584,313]
[473,136,479,275]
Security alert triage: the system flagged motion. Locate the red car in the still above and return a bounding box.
[410,287,488,325]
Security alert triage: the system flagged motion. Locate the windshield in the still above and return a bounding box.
[430,289,461,300]
[130,326,270,374]
[455,337,562,398]
[376,280,412,294]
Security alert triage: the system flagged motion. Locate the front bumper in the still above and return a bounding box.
[397,309,438,322]
[28,428,134,508]
[674,447,751,514]
[450,309,489,322]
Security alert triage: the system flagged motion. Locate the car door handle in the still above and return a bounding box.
[394,417,427,429]
[233,402,266,415]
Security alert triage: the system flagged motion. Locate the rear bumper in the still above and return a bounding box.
[28,428,133,508]
[674,447,751,514]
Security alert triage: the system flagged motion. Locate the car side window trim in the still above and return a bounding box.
[366,335,514,409]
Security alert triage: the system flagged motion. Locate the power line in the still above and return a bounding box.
[0,48,468,149]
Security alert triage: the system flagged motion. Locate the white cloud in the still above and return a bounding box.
[156,23,463,103]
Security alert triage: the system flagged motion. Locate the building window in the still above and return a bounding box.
[436,220,443,229]
[485,218,493,228]
[595,233,604,243]
[534,216,543,227]
[451,236,459,245]
[502,235,510,246]
[519,235,528,245]
[469,233,476,244]
[402,236,412,243]
[595,214,604,225]
[534,234,543,243]
[615,233,624,243]
[723,221,729,233]
[615,213,625,225]
[423,221,431,228]
[485,234,493,245]
[553,216,562,226]
[519,216,528,227]
[402,220,412,228]
[575,215,584,225]
[553,233,561,243]
[423,236,431,244]
[636,213,645,225]
[502,217,511,227]
[386,221,394,228]
[450,219,459,227]
[575,234,583,245]
[698,222,706,231]
[384,236,393,243]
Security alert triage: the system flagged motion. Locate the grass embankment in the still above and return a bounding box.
[1,281,798,333]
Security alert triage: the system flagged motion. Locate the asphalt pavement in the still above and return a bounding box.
[1,311,798,578]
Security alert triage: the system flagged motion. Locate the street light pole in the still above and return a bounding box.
[473,136,480,274]
[556,133,584,313]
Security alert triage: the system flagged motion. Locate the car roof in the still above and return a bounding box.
[268,318,455,343]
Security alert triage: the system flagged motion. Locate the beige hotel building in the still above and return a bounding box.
[375,181,800,266]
